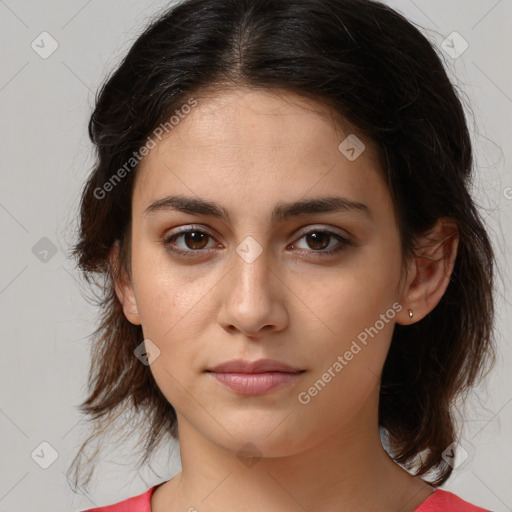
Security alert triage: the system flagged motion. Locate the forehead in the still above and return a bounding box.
[132,87,388,217]
[151,87,357,151]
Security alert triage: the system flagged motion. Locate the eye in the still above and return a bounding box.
[163,227,220,256]
[162,226,353,258]
[290,229,352,256]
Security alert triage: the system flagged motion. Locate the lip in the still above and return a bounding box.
[208,358,303,374]
[207,358,305,396]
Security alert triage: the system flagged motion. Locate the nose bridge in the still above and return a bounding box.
[218,232,281,334]
[232,234,271,299]
[216,221,288,337]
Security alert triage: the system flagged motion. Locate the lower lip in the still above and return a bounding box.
[209,371,304,396]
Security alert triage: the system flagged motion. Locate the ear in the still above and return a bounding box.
[109,241,141,326]
[396,218,459,325]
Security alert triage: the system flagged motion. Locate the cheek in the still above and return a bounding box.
[137,278,210,350]
[301,244,402,373]
[131,241,210,332]
[130,252,228,390]
[317,261,400,339]
[133,268,208,410]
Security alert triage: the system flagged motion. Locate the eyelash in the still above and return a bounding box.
[162,226,353,258]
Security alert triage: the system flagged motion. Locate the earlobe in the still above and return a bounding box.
[397,219,459,325]
[109,241,141,326]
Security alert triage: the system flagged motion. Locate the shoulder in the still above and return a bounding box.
[76,484,159,512]
[415,488,492,512]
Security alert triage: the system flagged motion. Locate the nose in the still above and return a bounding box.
[216,240,288,339]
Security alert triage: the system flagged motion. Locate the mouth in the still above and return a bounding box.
[206,358,306,396]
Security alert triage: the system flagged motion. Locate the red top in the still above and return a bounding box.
[79,484,491,511]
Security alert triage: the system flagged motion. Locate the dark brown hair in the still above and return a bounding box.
[67,0,496,492]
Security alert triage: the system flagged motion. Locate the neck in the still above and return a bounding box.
[153,391,434,512]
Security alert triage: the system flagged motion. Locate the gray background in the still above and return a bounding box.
[0,1,511,511]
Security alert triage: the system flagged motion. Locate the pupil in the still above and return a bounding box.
[186,231,207,250]
[308,232,329,250]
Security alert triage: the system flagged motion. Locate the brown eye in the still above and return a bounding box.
[182,231,210,250]
[291,229,352,256]
[305,232,331,251]
[163,228,218,255]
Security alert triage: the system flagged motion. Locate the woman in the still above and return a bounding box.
[69,0,496,510]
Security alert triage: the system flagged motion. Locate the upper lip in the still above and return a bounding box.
[208,358,304,373]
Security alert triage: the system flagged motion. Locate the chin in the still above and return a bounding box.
[206,412,317,459]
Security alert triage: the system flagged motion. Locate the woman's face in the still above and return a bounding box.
[122,87,410,457]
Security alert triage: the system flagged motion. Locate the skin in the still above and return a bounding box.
[111,86,459,512]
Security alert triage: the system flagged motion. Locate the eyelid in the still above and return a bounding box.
[165,224,223,242]
[293,224,351,240]
[163,224,354,256]
[288,227,353,255]
[165,224,350,243]
[163,225,221,252]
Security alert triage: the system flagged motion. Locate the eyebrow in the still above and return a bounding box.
[144,194,372,222]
